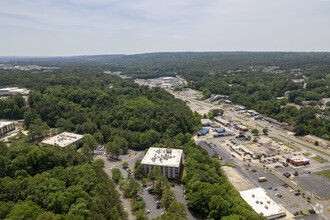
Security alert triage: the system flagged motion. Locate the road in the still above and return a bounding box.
[197,140,329,219]
[97,150,144,220]
[172,89,330,161]
[227,110,330,162]
[140,187,164,219]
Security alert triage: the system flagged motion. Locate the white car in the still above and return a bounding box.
[145,210,150,214]
[290,189,294,193]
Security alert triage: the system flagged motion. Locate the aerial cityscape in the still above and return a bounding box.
[0,1,329,220]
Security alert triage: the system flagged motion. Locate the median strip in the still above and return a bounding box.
[279,135,330,157]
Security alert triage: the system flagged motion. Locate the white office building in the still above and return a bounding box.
[0,121,15,137]
[141,147,183,179]
[41,132,83,148]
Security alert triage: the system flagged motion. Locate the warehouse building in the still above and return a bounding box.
[41,132,83,148]
[198,128,209,136]
[141,147,183,179]
[240,187,286,219]
[0,121,15,137]
[214,117,230,126]
[235,124,248,132]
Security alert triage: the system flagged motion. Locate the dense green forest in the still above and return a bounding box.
[90,52,328,139]
[182,140,264,220]
[0,67,264,219]
[0,141,126,219]
[20,52,326,140]
[7,52,327,139]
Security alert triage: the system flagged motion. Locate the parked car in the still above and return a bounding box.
[283,173,291,178]
[145,210,150,214]
[156,204,160,209]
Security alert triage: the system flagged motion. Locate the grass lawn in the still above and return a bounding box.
[314,169,330,180]
[312,155,328,163]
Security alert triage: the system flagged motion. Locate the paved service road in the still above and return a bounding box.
[140,187,164,220]
[98,150,144,219]
[171,183,199,220]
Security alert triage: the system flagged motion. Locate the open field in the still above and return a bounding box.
[314,169,330,180]
[222,166,254,191]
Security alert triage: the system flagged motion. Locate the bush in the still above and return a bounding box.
[251,169,256,172]
[309,209,316,214]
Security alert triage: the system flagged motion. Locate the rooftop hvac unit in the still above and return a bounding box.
[256,201,259,204]
[265,205,268,209]
[267,201,271,204]
[260,201,263,204]
[252,194,255,198]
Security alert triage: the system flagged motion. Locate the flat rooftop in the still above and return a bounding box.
[41,132,83,148]
[290,155,310,162]
[214,117,230,124]
[240,187,286,219]
[141,147,183,167]
[201,119,213,124]
[0,121,14,128]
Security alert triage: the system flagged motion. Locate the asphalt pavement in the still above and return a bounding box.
[197,140,316,216]
[140,187,164,220]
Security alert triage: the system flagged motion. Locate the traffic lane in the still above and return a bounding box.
[294,214,324,220]
[140,187,163,220]
[294,174,330,199]
[198,141,233,165]
[198,133,312,213]
[250,167,312,213]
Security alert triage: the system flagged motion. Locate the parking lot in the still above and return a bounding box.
[197,140,314,215]
[171,183,199,220]
[140,187,164,219]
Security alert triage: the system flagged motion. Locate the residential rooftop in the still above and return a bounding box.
[141,147,183,167]
[41,132,83,148]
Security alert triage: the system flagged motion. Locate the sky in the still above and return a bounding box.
[1,0,330,56]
